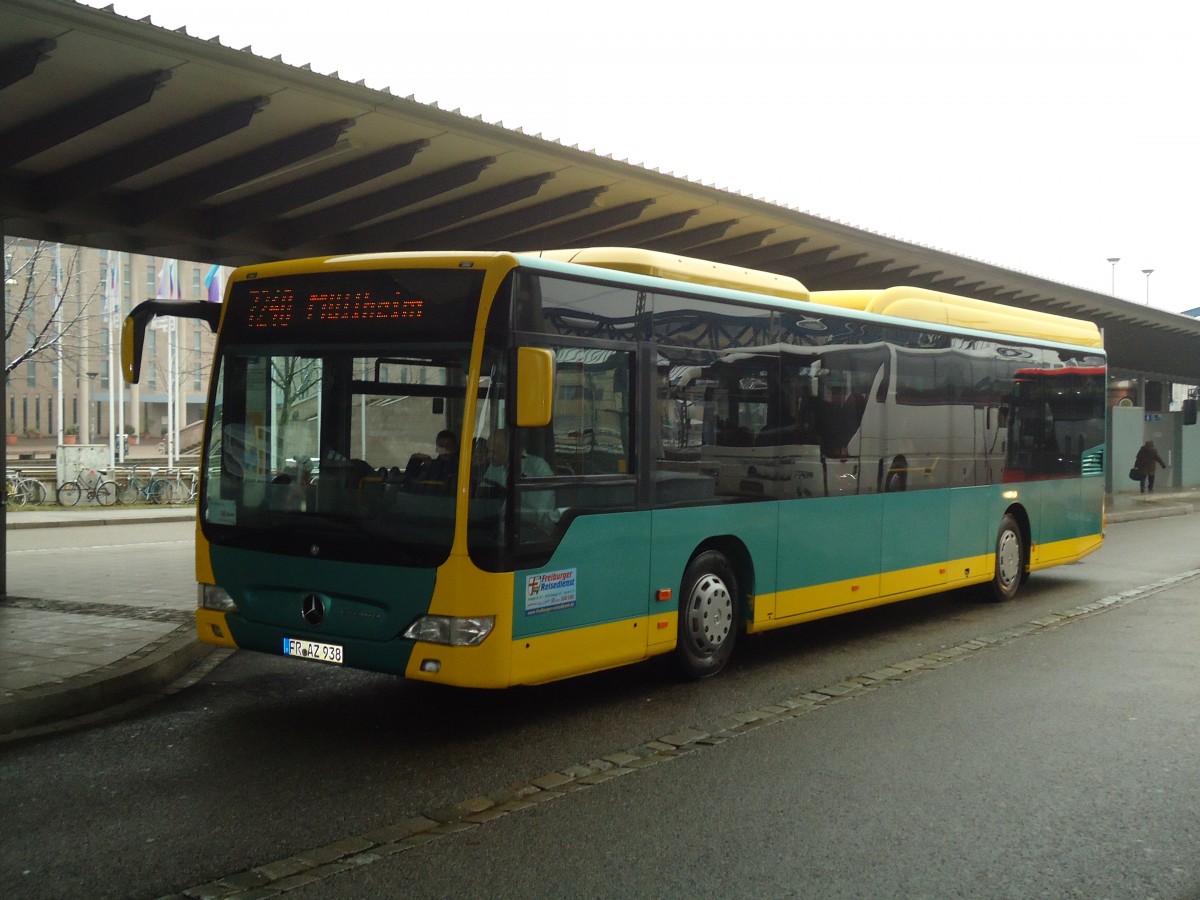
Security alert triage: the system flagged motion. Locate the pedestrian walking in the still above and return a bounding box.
[1134,440,1168,493]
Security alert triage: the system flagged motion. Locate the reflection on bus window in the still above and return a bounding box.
[652,334,1105,500]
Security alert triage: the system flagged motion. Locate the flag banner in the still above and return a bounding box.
[151,257,176,330]
[106,250,121,320]
[204,264,224,303]
[155,258,180,300]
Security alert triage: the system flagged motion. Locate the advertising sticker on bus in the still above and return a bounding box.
[525,569,577,615]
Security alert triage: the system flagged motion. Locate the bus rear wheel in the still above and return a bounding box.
[988,514,1025,602]
[675,550,739,679]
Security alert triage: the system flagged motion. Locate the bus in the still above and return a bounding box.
[122,247,1106,686]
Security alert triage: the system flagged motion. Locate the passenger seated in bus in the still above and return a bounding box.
[404,429,459,492]
[267,456,314,510]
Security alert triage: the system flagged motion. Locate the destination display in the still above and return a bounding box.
[222,268,485,343]
[245,289,425,330]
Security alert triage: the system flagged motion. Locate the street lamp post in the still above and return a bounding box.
[1107,257,1120,295]
[1142,269,1154,306]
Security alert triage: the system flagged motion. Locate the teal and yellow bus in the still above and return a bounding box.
[122,248,1106,686]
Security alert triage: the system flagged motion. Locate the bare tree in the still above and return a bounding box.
[4,238,103,376]
[271,356,323,426]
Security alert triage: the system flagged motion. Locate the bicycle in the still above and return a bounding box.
[114,466,171,505]
[154,468,199,505]
[182,469,198,503]
[5,469,49,506]
[56,467,118,507]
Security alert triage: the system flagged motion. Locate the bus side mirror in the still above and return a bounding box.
[516,347,555,428]
[122,299,223,384]
[1185,398,1197,426]
[121,313,145,384]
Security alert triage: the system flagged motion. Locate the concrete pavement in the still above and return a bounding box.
[1,503,204,741]
[0,489,1196,742]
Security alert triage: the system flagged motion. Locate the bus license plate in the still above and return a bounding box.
[283,637,344,665]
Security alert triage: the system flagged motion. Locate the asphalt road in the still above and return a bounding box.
[4,520,195,610]
[1,515,1198,898]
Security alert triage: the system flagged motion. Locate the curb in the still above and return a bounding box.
[1106,497,1194,524]
[1106,505,1190,523]
[5,512,195,530]
[0,626,215,740]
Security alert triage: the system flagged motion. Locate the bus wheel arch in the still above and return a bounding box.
[674,538,750,679]
[988,506,1030,602]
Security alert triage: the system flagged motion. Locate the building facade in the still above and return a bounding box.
[4,238,218,445]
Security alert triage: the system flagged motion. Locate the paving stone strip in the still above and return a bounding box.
[164,569,1200,900]
[3,595,192,625]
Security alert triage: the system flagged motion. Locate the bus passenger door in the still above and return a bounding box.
[508,346,650,684]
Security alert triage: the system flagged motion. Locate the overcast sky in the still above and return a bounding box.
[80,0,1198,313]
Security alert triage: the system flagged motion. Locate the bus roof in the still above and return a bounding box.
[530,247,811,302]
[810,286,1104,349]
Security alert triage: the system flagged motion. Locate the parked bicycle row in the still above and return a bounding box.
[4,466,198,507]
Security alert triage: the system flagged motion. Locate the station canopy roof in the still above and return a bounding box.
[3,0,1198,384]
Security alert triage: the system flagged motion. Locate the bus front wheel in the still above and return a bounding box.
[675,551,739,679]
[988,514,1025,602]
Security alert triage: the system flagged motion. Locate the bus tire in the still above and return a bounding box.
[675,550,739,679]
[988,514,1025,602]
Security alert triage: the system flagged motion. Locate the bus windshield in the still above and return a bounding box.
[200,267,485,565]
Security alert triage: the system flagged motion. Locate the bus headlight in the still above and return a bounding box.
[198,583,236,612]
[403,615,495,647]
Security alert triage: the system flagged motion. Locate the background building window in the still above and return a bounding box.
[100,328,110,387]
[193,330,203,389]
[25,325,36,387]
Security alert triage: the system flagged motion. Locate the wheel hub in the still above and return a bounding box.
[997,530,1020,588]
[686,574,732,653]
